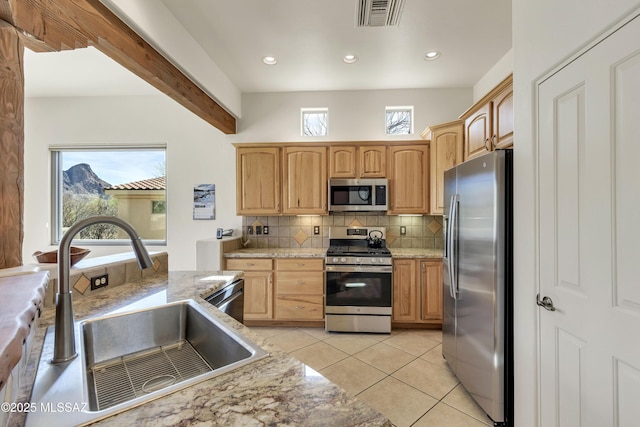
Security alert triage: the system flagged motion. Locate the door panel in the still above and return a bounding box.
[537,11,640,426]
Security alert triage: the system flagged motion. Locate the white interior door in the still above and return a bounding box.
[537,11,640,427]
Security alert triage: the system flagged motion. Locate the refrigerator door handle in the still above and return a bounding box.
[448,194,459,299]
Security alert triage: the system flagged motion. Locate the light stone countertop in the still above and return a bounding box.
[9,271,390,427]
[225,247,443,259]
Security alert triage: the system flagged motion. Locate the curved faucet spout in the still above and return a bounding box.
[53,216,153,364]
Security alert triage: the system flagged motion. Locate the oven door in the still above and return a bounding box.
[325,265,392,312]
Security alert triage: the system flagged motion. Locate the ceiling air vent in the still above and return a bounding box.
[356,0,405,27]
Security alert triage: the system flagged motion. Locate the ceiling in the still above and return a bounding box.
[24,0,511,98]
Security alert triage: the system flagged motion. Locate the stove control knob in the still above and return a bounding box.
[340,257,347,263]
[371,258,377,263]
[332,257,339,263]
[355,258,361,263]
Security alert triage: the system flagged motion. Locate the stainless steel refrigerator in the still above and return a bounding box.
[442,149,513,426]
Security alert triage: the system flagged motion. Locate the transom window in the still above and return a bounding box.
[301,108,328,136]
[385,106,414,135]
[50,144,167,244]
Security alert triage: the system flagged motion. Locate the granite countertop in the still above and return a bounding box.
[224,247,327,258]
[0,271,48,391]
[389,248,443,258]
[10,271,390,427]
[226,247,443,259]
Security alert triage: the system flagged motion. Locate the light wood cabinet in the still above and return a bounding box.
[282,146,327,215]
[392,258,443,325]
[387,144,429,214]
[392,259,418,321]
[329,145,386,178]
[420,260,443,321]
[226,258,273,320]
[463,75,514,160]
[236,147,280,215]
[423,121,464,214]
[275,258,324,321]
[491,84,514,149]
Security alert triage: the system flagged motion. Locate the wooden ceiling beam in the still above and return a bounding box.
[0,0,236,134]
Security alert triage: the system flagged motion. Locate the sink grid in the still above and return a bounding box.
[91,340,213,410]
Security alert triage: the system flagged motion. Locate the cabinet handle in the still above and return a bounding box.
[246,262,255,267]
[483,138,490,151]
[490,135,497,149]
[296,263,305,267]
[295,280,306,285]
[295,306,304,310]
[268,273,273,285]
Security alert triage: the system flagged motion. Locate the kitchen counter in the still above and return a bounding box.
[0,271,48,392]
[389,248,443,258]
[9,271,390,427]
[224,247,327,258]
[225,247,442,259]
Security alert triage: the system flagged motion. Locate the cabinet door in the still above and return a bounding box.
[420,260,443,321]
[388,145,429,214]
[236,147,280,215]
[282,147,327,214]
[359,145,387,177]
[491,84,514,149]
[464,103,492,160]
[329,146,356,178]
[430,123,463,214]
[243,271,273,320]
[392,259,418,321]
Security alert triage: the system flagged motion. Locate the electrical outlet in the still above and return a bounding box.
[313,226,320,235]
[91,273,109,290]
[247,226,253,235]
[400,226,407,235]
[263,226,269,235]
[255,225,262,235]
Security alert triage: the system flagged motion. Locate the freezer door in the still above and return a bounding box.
[455,151,507,422]
[441,167,457,372]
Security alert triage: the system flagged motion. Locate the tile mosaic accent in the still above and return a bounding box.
[242,213,444,250]
[73,275,90,294]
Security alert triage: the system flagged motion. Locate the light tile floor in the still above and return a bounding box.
[251,326,493,427]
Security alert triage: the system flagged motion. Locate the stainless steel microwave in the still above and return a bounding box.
[328,179,388,212]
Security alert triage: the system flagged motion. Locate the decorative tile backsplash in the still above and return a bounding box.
[241,213,443,249]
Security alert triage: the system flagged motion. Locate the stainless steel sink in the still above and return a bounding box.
[27,300,268,426]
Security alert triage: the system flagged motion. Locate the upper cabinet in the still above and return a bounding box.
[236,147,280,215]
[388,144,429,214]
[329,145,386,178]
[423,121,464,214]
[282,146,327,215]
[462,75,514,161]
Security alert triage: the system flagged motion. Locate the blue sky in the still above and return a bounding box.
[63,150,165,185]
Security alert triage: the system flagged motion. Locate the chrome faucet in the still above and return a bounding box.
[52,215,153,364]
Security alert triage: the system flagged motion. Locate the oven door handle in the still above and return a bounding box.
[325,265,393,273]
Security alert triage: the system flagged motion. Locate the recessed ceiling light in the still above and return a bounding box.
[343,54,358,64]
[262,56,277,65]
[424,51,441,61]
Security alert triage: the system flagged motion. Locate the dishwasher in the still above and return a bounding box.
[204,279,244,323]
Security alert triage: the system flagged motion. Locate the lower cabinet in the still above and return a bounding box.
[392,258,443,325]
[226,258,273,320]
[226,257,325,324]
[275,258,324,320]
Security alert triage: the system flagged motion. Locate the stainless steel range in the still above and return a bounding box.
[325,227,392,333]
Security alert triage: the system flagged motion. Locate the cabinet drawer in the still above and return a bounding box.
[275,295,324,320]
[226,258,272,271]
[276,271,324,295]
[275,258,324,271]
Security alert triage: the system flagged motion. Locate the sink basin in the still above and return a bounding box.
[27,300,268,426]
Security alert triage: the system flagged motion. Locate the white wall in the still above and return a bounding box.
[473,49,513,103]
[24,95,239,271]
[512,1,640,425]
[24,87,472,270]
[232,88,472,143]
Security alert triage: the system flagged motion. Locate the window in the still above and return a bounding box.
[301,108,328,136]
[51,144,167,244]
[385,106,414,135]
